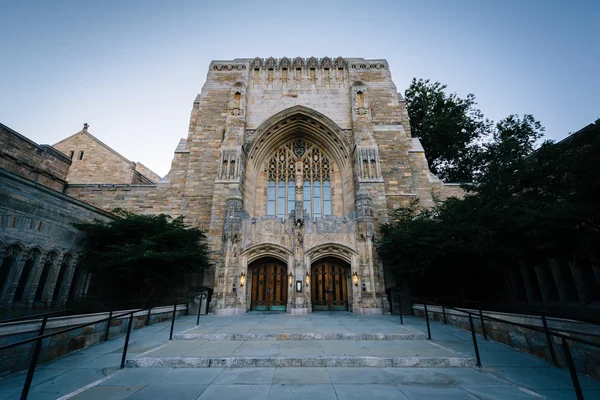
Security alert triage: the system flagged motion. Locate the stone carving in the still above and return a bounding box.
[350,62,387,70]
[306,56,318,68]
[248,57,347,70]
[265,57,277,69]
[321,56,333,69]
[251,57,263,69]
[279,57,291,68]
[334,56,347,68]
[213,64,246,70]
[292,57,304,68]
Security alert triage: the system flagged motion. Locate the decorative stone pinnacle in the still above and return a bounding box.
[83,123,89,131]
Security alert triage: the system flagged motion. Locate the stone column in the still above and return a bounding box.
[25,252,48,307]
[568,260,590,304]
[354,188,383,315]
[548,259,568,303]
[533,264,553,304]
[214,188,246,315]
[4,247,29,306]
[58,256,79,306]
[519,264,536,303]
[43,253,64,306]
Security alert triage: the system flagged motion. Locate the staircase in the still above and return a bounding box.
[125,312,476,369]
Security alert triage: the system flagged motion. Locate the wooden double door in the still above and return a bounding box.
[250,259,288,311]
[311,259,349,311]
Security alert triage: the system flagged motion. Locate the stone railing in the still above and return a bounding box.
[0,305,187,378]
[412,304,600,379]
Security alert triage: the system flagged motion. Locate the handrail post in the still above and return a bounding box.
[120,312,135,369]
[441,301,447,325]
[169,302,177,340]
[561,337,584,400]
[21,316,48,400]
[468,313,482,367]
[196,294,203,325]
[104,310,113,342]
[423,303,432,340]
[398,295,403,325]
[478,304,488,340]
[145,307,152,326]
[541,315,558,366]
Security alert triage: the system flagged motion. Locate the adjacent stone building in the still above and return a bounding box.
[0,124,112,311]
[58,57,462,315]
[53,124,161,185]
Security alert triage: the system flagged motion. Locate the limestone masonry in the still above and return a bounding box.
[1,57,462,315]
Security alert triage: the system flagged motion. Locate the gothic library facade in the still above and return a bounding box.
[1,57,461,314]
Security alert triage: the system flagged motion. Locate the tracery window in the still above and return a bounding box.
[267,139,331,218]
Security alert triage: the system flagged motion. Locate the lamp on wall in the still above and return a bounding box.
[305,272,310,287]
[240,272,245,287]
[289,272,293,287]
[353,272,359,286]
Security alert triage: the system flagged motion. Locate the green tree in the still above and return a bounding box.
[75,209,210,308]
[404,78,491,183]
[379,116,600,303]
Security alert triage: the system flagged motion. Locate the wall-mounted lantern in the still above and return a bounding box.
[296,280,302,293]
[289,272,293,287]
[305,272,310,287]
[353,272,359,287]
[240,272,245,287]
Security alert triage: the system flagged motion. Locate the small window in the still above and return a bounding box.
[78,151,84,160]
[68,150,74,159]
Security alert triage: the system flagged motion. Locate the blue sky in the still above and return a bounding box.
[1,0,598,176]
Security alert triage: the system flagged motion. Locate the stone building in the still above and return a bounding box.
[59,57,462,315]
[0,124,112,311]
[53,124,161,185]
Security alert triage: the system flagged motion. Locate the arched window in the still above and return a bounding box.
[267,139,331,218]
[357,91,365,108]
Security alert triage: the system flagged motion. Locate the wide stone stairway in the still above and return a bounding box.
[3,312,600,399]
[128,312,473,369]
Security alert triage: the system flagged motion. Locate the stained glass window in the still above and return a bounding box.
[267,139,332,218]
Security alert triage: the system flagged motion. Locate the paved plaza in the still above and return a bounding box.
[0,312,599,399]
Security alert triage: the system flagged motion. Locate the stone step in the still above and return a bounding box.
[126,355,476,368]
[173,332,427,341]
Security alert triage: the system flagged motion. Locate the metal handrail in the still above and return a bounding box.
[3,292,208,400]
[0,309,73,324]
[401,295,596,400]
[438,295,599,325]
[409,297,600,348]
[417,304,600,339]
[0,307,146,351]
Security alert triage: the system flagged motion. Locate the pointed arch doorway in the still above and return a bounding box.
[311,258,350,311]
[249,258,288,311]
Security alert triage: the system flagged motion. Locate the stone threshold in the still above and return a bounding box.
[173,332,427,341]
[126,356,475,368]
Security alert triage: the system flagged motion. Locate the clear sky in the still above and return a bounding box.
[1,0,598,177]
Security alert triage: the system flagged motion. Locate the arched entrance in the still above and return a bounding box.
[311,258,350,311]
[249,258,288,311]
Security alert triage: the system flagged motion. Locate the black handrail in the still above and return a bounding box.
[0,309,73,324]
[405,296,596,400]
[2,292,207,400]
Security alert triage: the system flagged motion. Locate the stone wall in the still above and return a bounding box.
[135,162,162,183]
[53,127,138,184]
[0,168,112,308]
[413,304,600,379]
[0,123,71,192]
[0,305,187,377]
